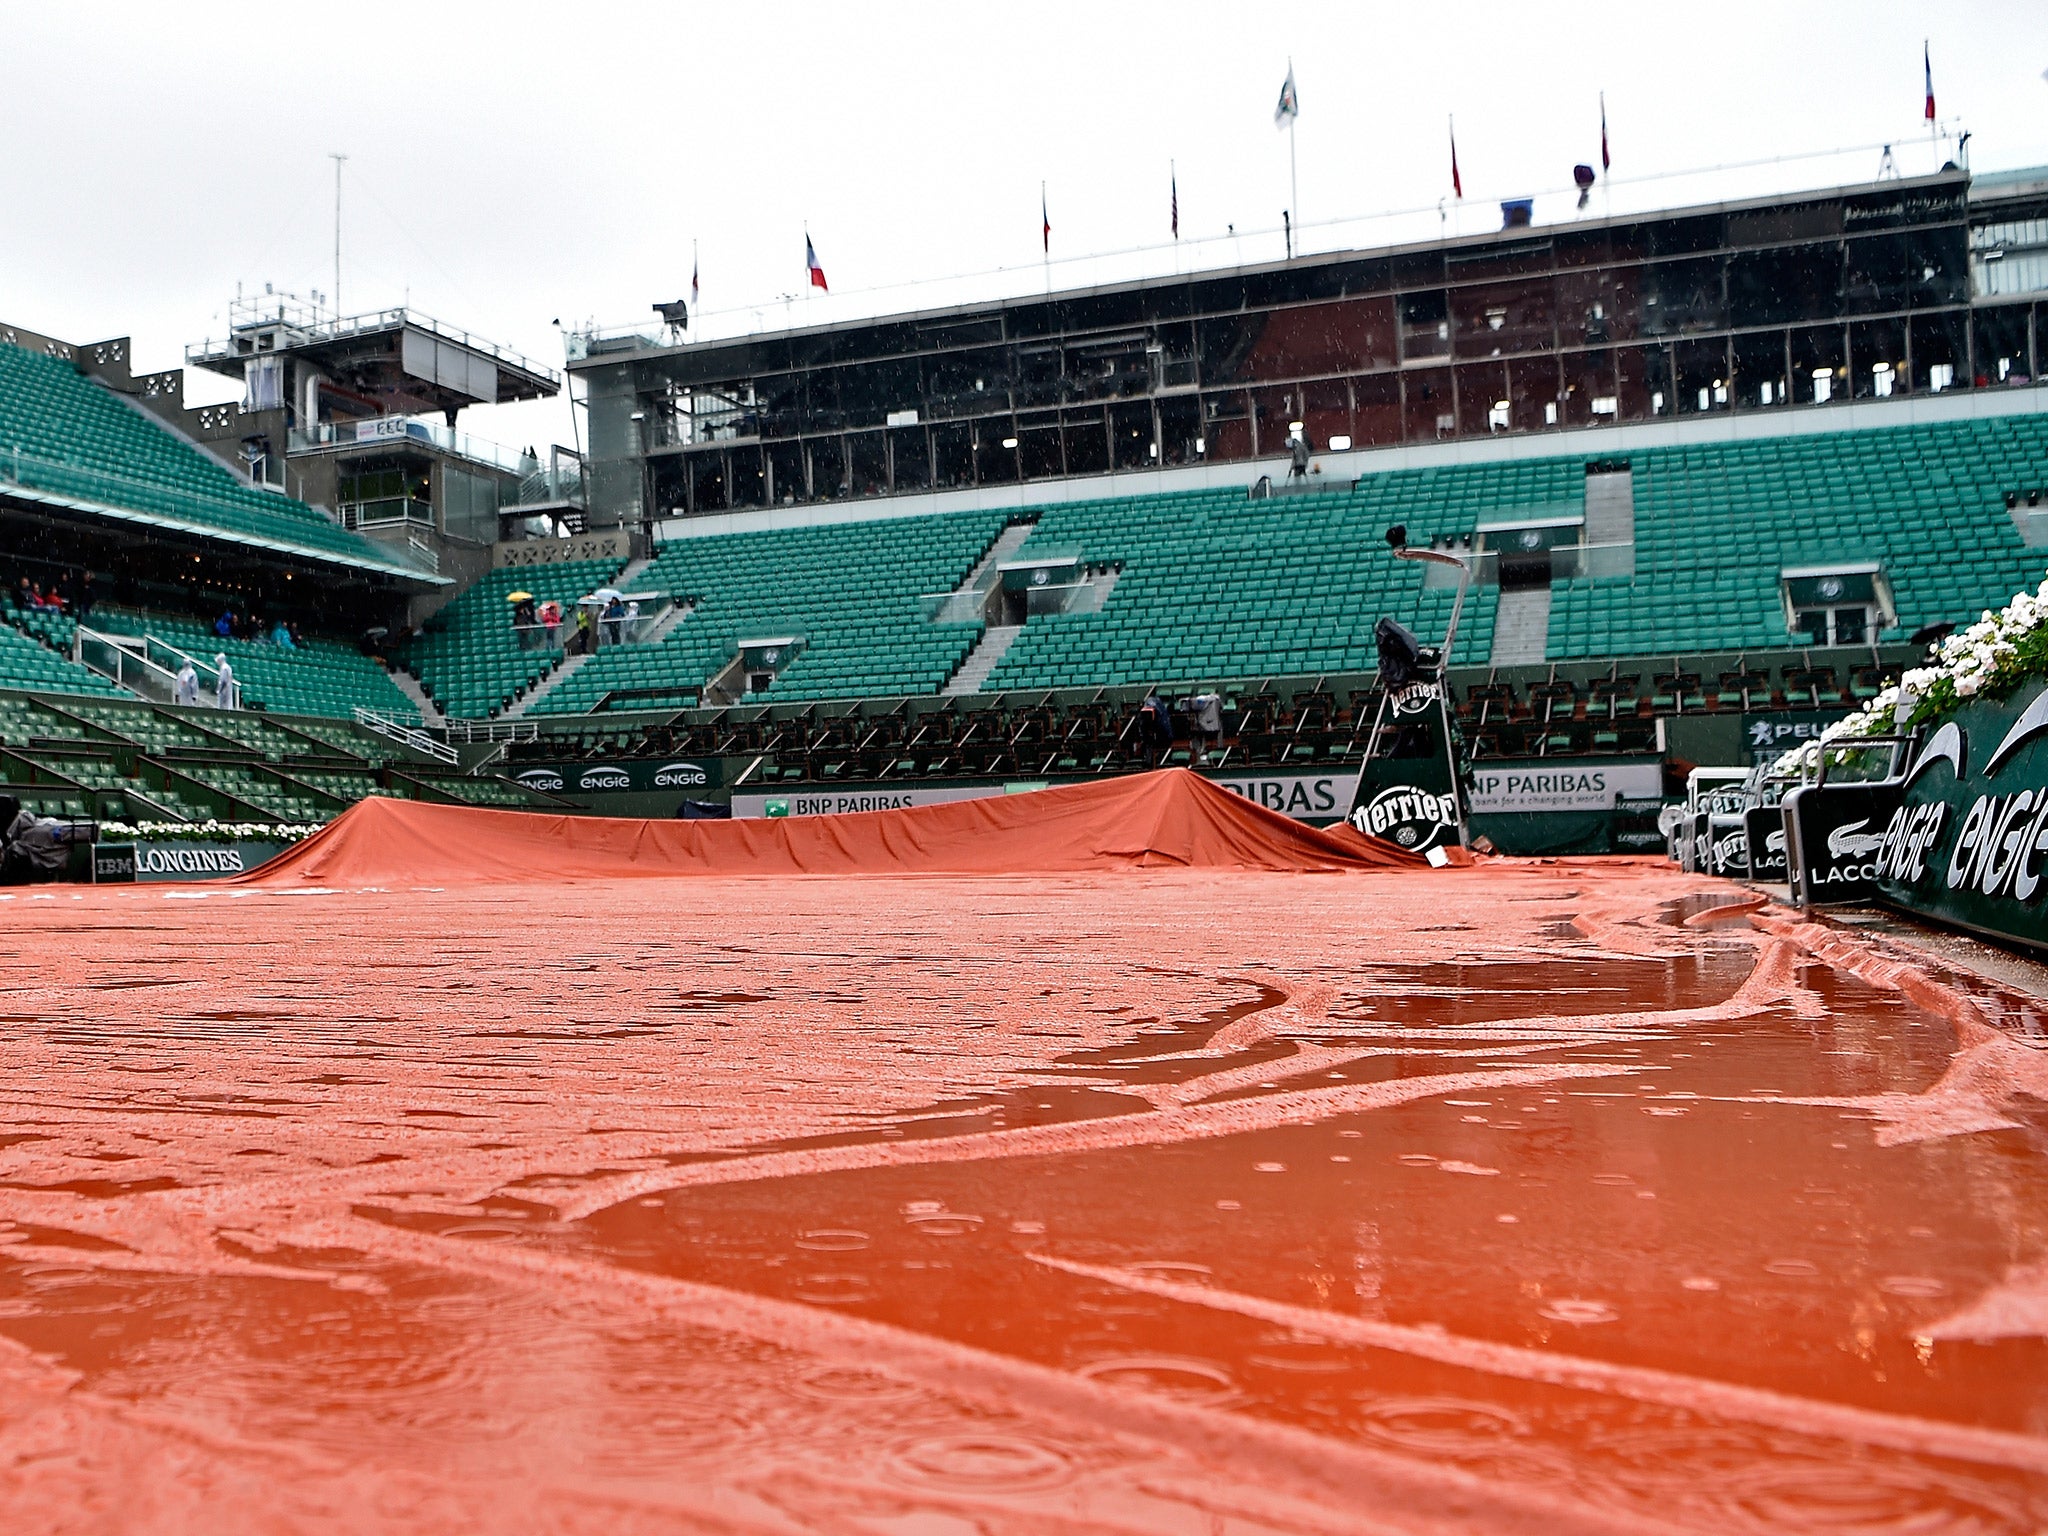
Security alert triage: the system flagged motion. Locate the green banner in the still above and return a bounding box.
[510,759,724,797]
[1874,679,2048,951]
[122,841,288,882]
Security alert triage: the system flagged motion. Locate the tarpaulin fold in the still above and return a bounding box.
[240,769,1424,885]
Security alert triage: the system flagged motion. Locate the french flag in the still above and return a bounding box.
[1924,41,1935,123]
[806,234,828,293]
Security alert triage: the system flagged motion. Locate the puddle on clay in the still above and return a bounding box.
[2,872,2046,1532]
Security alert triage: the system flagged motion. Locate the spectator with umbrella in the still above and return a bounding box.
[507,589,537,649]
[587,586,625,647]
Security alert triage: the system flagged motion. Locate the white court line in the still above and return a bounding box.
[1029,1252,2048,1476]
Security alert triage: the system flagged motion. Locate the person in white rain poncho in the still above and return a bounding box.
[174,658,199,705]
[214,654,235,709]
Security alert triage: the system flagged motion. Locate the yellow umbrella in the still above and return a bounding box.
[505,591,534,602]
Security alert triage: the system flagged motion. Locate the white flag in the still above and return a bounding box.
[1274,67,1299,128]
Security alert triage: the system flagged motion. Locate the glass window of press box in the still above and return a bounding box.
[591,177,2048,517]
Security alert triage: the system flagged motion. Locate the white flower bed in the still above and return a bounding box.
[1772,573,2048,776]
[97,819,324,844]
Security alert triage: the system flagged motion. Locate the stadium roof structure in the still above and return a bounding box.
[189,294,558,419]
[566,167,1978,376]
[558,158,2048,525]
[0,472,448,586]
[0,333,449,590]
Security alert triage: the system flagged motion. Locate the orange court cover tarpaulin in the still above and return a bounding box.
[242,768,1425,886]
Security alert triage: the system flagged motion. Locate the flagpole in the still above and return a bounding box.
[1287,57,1298,259]
[1601,94,1611,222]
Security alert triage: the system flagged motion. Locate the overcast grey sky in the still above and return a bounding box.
[3,1,2045,453]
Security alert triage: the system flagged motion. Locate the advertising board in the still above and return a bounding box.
[512,760,721,797]
[1872,682,2048,951]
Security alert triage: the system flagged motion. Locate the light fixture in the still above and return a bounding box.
[1001,437,1018,450]
[1288,420,1305,434]
[1194,437,1205,454]
[1328,434,1352,451]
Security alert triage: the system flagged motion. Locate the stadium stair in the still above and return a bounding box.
[85,607,418,720]
[526,510,1007,714]
[403,557,627,719]
[943,625,1025,695]
[957,520,1039,593]
[1490,588,1552,667]
[504,651,594,717]
[386,667,444,727]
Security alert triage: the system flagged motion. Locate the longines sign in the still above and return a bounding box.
[1874,681,2048,950]
[95,841,289,883]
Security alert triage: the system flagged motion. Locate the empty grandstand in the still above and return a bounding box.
[346,406,2043,719]
[4,161,2048,845]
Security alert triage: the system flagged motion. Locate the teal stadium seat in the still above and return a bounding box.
[332,414,2048,714]
[402,559,629,718]
[0,342,419,572]
[90,607,418,720]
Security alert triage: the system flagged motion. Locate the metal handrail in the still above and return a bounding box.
[351,706,457,765]
[441,718,541,744]
[189,304,558,384]
[138,635,236,702]
[290,418,539,476]
[73,626,241,709]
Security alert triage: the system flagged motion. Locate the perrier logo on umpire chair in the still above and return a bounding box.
[1348,526,1473,858]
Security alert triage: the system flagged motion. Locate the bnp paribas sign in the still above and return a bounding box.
[1874,679,2048,951]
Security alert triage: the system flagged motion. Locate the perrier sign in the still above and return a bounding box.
[1874,678,2048,953]
[1348,679,1464,853]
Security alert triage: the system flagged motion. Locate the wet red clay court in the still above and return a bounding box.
[3,861,2048,1532]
